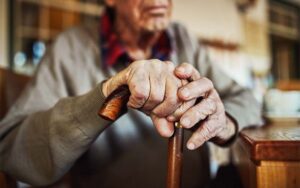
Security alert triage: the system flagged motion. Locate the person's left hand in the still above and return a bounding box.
[167,63,236,150]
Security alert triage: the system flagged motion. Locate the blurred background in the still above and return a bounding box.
[0,0,299,187]
[1,0,300,121]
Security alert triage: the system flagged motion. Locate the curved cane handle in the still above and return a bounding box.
[98,85,130,121]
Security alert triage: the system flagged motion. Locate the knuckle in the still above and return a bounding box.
[203,77,214,88]
[164,61,173,66]
[131,60,144,68]
[151,109,161,117]
[166,62,175,71]
[132,88,148,101]
[201,128,213,141]
[154,61,167,72]
[182,62,190,67]
[150,59,162,65]
[205,124,216,135]
[205,98,217,113]
[128,97,143,108]
[194,108,206,120]
[166,95,178,106]
[149,94,163,104]
[207,122,219,137]
[152,59,161,62]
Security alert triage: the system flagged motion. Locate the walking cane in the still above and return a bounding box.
[98,85,184,188]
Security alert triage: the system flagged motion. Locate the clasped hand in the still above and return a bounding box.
[102,60,236,150]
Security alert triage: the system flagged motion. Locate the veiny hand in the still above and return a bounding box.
[167,63,236,150]
[102,59,188,137]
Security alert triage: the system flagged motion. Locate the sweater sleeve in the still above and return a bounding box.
[0,30,110,186]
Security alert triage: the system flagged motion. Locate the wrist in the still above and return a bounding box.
[224,116,237,139]
[211,115,237,146]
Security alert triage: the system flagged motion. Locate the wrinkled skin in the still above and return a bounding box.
[103,0,236,150]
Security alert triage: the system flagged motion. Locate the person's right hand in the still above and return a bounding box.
[102,59,187,137]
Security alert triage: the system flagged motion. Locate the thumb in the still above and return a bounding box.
[151,114,174,137]
[166,99,196,122]
[102,69,128,97]
[175,63,201,81]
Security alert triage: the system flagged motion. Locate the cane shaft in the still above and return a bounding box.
[98,86,184,188]
[167,125,184,188]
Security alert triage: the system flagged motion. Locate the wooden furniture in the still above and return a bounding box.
[233,124,300,188]
[14,0,103,41]
[0,68,30,188]
[276,80,300,91]
[269,1,300,82]
[0,68,30,118]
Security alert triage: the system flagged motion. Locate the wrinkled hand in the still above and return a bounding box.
[168,63,236,150]
[102,59,193,137]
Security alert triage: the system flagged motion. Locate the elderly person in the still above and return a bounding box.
[0,0,261,187]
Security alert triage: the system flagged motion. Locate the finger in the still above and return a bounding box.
[179,97,217,128]
[167,99,196,122]
[142,70,166,111]
[187,120,221,150]
[206,89,225,117]
[143,61,173,112]
[152,75,182,117]
[151,114,174,137]
[175,63,201,81]
[166,79,192,122]
[103,68,130,97]
[178,77,214,101]
[160,60,175,74]
[164,60,176,69]
[127,71,150,109]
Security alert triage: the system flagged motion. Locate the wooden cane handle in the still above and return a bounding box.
[98,85,130,121]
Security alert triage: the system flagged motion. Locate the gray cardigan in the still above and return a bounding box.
[0,21,262,187]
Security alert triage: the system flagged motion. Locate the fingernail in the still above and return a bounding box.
[187,143,195,150]
[181,118,190,127]
[180,88,189,98]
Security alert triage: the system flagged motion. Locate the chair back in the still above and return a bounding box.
[0,68,30,119]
